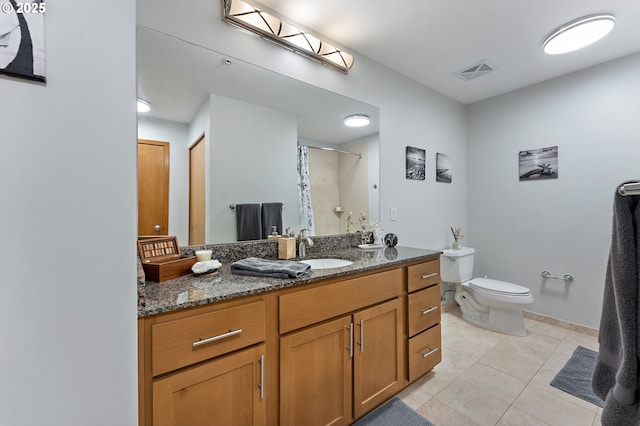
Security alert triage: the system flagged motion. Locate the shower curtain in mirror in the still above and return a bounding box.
[297,145,315,236]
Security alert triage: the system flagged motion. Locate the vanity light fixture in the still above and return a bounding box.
[543,14,616,55]
[137,99,151,113]
[343,114,370,128]
[222,0,354,73]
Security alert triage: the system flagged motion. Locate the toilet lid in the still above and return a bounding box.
[468,278,531,296]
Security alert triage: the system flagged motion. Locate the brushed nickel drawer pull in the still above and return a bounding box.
[258,355,265,400]
[192,328,243,347]
[345,324,354,358]
[421,306,438,315]
[420,272,438,279]
[420,347,439,358]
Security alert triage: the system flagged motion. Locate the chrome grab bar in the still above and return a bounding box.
[541,270,574,283]
[192,328,242,347]
[421,306,438,315]
[421,347,439,358]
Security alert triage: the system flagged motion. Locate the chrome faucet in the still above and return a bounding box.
[297,228,314,258]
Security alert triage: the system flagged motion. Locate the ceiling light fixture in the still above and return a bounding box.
[137,99,151,113]
[543,14,616,55]
[344,114,370,127]
[222,0,354,73]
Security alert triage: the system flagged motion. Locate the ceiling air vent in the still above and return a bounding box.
[455,60,494,81]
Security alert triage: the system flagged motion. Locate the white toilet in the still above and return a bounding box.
[441,247,533,336]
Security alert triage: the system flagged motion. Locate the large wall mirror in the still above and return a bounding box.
[137,25,380,244]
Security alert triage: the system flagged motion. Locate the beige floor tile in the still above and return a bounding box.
[435,378,510,425]
[479,338,548,382]
[513,383,597,426]
[524,318,569,340]
[443,323,505,362]
[437,346,480,376]
[396,379,433,410]
[418,366,458,396]
[564,330,599,351]
[416,397,480,426]
[497,406,551,425]
[593,408,602,425]
[463,361,528,404]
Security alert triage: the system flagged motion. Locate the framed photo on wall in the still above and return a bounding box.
[519,146,558,180]
[406,146,426,180]
[0,1,46,82]
[436,153,451,183]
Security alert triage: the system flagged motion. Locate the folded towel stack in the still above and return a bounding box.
[230,257,311,278]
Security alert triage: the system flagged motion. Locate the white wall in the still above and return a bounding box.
[209,95,299,242]
[467,52,640,328]
[138,117,190,243]
[138,0,468,251]
[0,2,137,425]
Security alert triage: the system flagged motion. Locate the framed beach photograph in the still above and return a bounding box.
[519,146,558,180]
[406,146,426,180]
[436,152,451,183]
[0,1,46,82]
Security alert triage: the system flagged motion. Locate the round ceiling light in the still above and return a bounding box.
[344,114,370,127]
[543,14,616,55]
[137,99,151,113]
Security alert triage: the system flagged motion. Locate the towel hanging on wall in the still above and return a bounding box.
[592,181,640,426]
[261,202,283,238]
[235,203,262,241]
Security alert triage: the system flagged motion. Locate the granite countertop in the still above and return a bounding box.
[138,245,441,318]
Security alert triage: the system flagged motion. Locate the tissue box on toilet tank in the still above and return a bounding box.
[137,236,196,282]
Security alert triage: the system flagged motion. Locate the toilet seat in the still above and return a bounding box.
[467,278,531,296]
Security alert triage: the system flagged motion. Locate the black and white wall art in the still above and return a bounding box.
[519,146,558,180]
[436,153,451,183]
[406,146,426,180]
[0,1,46,82]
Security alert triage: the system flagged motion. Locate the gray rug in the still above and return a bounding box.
[352,398,434,426]
[550,345,604,407]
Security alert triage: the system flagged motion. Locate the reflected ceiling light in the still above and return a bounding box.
[137,99,151,113]
[543,14,616,55]
[344,114,370,127]
[222,0,354,73]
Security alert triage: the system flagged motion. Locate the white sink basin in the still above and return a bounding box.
[300,258,354,269]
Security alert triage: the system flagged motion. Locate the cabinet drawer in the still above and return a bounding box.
[151,300,266,376]
[408,324,441,382]
[279,269,402,334]
[408,285,441,337]
[407,260,440,293]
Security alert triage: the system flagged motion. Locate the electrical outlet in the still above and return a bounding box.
[390,207,397,221]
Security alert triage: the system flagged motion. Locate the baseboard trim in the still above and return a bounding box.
[523,310,598,337]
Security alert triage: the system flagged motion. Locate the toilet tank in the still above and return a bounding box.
[440,247,475,283]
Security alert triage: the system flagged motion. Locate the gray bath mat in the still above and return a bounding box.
[352,398,434,426]
[550,345,604,407]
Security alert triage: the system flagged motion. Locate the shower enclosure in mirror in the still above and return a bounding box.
[137,26,380,244]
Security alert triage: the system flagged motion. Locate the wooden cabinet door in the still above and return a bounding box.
[152,344,266,426]
[280,316,353,426]
[353,298,403,418]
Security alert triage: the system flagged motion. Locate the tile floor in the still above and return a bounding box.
[397,307,602,426]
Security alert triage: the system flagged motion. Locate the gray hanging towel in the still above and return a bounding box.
[235,203,262,241]
[261,202,283,238]
[592,181,640,425]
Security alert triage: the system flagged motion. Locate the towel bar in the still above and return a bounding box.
[541,270,574,283]
[618,182,640,196]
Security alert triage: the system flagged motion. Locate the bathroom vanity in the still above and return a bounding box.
[138,242,442,426]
